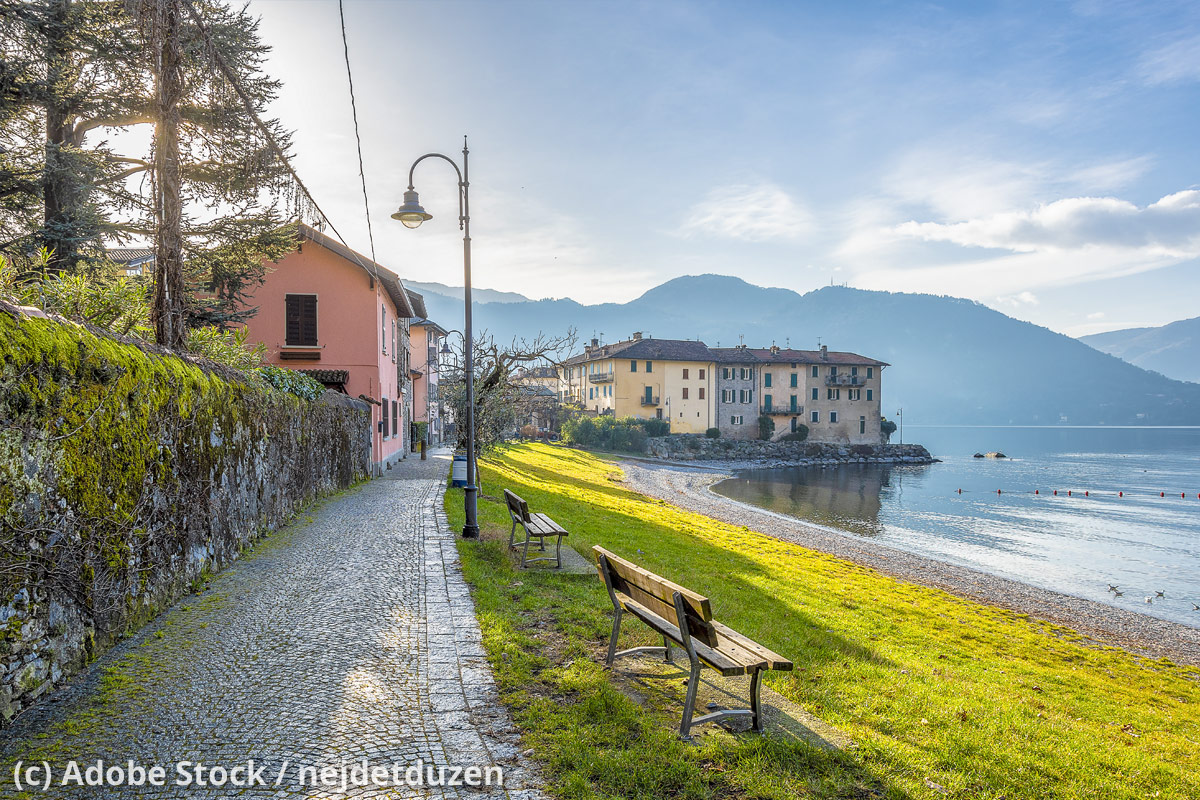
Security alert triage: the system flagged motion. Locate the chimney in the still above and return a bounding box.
[820,344,828,360]
[632,331,643,341]
[591,337,599,348]
[770,344,780,355]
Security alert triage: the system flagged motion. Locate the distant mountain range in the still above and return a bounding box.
[1079,317,1200,384]
[414,274,1200,425]
[405,280,532,306]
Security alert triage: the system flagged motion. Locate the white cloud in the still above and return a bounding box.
[996,291,1040,307]
[1087,311,1106,320]
[1139,35,1200,85]
[677,182,813,242]
[892,191,1200,255]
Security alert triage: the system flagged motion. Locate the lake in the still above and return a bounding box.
[710,426,1200,627]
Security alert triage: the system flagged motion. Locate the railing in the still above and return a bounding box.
[640,395,660,406]
[825,375,865,386]
[761,405,802,415]
[587,372,614,383]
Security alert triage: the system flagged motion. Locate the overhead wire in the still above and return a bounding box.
[337,0,378,267]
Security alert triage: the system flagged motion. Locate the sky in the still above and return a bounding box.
[245,0,1200,336]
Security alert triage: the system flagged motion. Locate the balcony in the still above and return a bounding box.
[761,405,802,416]
[587,372,614,383]
[825,375,864,387]
[640,395,660,406]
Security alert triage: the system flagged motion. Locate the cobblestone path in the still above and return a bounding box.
[0,451,542,799]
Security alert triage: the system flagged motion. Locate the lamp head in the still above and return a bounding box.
[391,189,432,229]
[440,342,452,356]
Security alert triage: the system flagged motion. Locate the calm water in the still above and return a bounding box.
[711,426,1200,626]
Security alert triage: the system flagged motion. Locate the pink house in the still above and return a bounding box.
[239,224,426,474]
[410,319,449,445]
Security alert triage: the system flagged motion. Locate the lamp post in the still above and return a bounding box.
[896,408,904,445]
[393,137,479,539]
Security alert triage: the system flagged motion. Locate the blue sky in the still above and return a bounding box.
[248,0,1200,336]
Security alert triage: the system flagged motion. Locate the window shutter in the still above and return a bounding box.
[286,295,318,346]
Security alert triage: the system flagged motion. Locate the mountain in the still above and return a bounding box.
[1079,317,1200,384]
[414,274,1200,425]
[405,280,532,307]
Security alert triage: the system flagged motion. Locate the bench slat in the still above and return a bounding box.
[529,513,567,534]
[712,621,794,671]
[619,595,753,676]
[594,546,711,620]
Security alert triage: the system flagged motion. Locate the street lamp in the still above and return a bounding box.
[393,137,479,539]
[896,408,904,445]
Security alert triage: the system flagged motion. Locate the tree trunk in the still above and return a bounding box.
[151,0,186,349]
[42,0,75,274]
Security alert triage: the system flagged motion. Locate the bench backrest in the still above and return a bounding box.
[503,489,531,523]
[593,545,718,647]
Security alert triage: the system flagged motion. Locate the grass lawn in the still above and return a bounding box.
[447,442,1199,799]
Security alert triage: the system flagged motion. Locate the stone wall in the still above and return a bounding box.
[0,305,371,725]
[645,435,934,467]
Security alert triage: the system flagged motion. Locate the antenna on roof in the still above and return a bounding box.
[739,334,744,347]
[817,336,823,347]
[786,337,790,348]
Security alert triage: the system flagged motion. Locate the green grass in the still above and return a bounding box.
[449,442,1200,799]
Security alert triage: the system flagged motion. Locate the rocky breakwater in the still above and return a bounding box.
[644,436,935,468]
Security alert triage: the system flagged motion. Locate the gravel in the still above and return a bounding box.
[619,458,1200,667]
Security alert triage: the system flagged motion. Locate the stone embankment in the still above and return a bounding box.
[1,304,371,724]
[644,436,935,468]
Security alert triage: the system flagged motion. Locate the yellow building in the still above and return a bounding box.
[558,334,717,434]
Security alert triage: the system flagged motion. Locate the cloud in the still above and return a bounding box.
[1087,311,1106,320]
[1139,35,1200,85]
[996,291,1040,307]
[677,182,813,242]
[892,191,1200,256]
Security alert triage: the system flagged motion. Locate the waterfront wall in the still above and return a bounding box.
[645,436,934,466]
[0,304,370,724]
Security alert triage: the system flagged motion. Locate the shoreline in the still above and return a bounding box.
[617,457,1200,668]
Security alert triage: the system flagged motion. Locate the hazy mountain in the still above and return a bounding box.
[414,274,1200,425]
[1079,317,1200,384]
[405,280,532,306]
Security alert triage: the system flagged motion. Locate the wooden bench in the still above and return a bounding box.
[504,489,569,568]
[594,545,793,737]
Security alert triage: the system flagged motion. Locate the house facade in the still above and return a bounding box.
[558,334,717,434]
[559,336,888,444]
[410,318,448,446]
[239,224,420,474]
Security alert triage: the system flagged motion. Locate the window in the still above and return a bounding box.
[722,389,732,402]
[811,366,818,378]
[393,400,398,438]
[589,387,594,399]
[764,373,772,388]
[382,305,387,354]
[830,411,839,423]
[631,360,637,372]
[731,415,743,425]
[811,387,819,401]
[644,386,654,404]
[683,368,689,379]
[860,416,866,435]
[790,373,798,388]
[789,395,797,411]
[764,393,773,409]
[740,367,750,380]
[722,367,729,379]
[851,366,858,376]
[382,397,389,438]
[391,321,397,363]
[699,388,705,400]
[682,388,689,399]
[646,361,653,373]
[284,294,318,346]
[699,369,705,379]
[791,417,798,432]
[811,410,819,423]
[738,389,746,403]
[867,389,873,401]
[867,367,874,379]
[830,366,838,376]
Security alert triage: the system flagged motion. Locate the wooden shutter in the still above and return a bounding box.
[285,295,318,346]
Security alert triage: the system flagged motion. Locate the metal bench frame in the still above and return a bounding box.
[596,550,786,738]
[504,489,568,568]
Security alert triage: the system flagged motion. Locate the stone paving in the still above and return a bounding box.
[0,450,543,799]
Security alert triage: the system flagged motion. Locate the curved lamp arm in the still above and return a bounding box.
[407,151,466,230]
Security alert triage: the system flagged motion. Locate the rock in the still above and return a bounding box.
[973,451,1007,459]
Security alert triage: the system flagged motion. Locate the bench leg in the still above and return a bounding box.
[679,658,702,739]
[509,519,517,550]
[750,667,764,733]
[521,533,532,568]
[605,608,623,667]
[555,535,563,568]
[663,636,673,664]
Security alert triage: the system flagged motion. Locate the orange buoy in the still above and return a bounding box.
[997,489,1002,494]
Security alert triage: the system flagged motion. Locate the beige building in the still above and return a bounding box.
[558,334,717,434]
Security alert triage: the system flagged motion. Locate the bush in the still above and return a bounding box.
[186,326,266,370]
[881,418,897,442]
[705,427,721,438]
[780,424,809,442]
[758,414,775,441]
[641,418,670,437]
[560,414,650,453]
[252,364,325,401]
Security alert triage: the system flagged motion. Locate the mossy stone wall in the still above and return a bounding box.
[0,305,370,724]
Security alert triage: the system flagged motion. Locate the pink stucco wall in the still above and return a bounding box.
[240,238,407,470]
[410,321,445,444]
